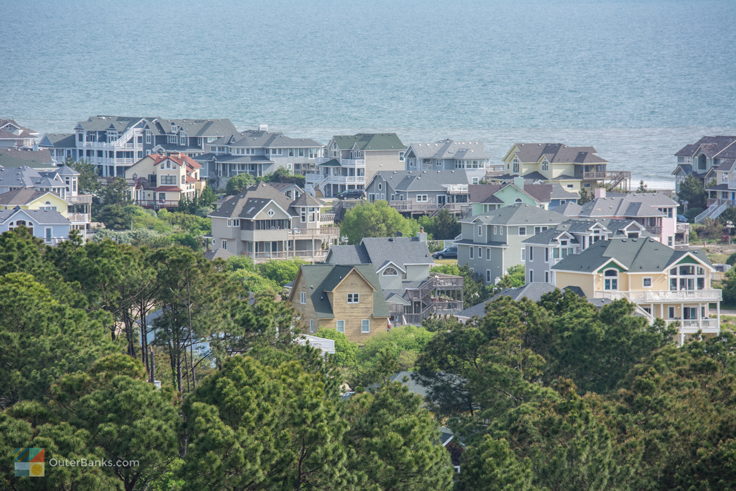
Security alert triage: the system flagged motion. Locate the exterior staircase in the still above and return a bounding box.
[694,201,729,223]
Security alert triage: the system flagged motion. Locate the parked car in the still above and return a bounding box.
[432,246,457,259]
[337,189,365,200]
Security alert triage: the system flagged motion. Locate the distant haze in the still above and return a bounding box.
[3,0,735,186]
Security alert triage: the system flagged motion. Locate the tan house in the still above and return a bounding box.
[289,264,390,343]
[502,143,630,191]
[125,153,205,208]
[306,133,406,197]
[209,181,338,262]
[552,237,721,345]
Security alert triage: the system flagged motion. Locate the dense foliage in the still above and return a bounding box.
[0,229,454,489]
[340,200,420,244]
[1,226,735,489]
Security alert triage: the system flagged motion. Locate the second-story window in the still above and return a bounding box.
[669,264,705,291]
[604,269,618,290]
[347,293,359,304]
[477,225,483,236]
[518,226,526,235]
[512,158,520,173]
[300,292,306,304]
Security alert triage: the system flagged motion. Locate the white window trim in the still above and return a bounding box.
[347,293,359,304]
[360,319,370,333]
[300,292,306,304]
[336,320,345,333]
[643,277,652,288]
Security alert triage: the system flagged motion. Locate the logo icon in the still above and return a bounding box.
[14,448,45,477]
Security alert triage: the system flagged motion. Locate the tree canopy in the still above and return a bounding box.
[340,200,420,244]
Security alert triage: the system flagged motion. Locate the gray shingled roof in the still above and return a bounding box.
[296,264,388,318]
[213,129,322,148]
[467,204,563,226]
[407,139,490,160]
[577,193,677,218]
[0,207,69,225]
[39,133,76,149]
[211,181,293,218]
[373,170,469,192]
[510,143,607,164]
[332,133,405,151]
[327,237,432,271]
[553,238,710,273]
[0,188,50,205]
[0,149,56,168]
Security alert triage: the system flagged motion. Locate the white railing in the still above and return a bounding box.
[597,289,722,303]
[288,226,340,238]
[341,158,365,167]
[676,319,720,334]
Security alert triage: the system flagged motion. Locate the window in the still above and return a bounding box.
[541,160,549,171]
[486,248,491,259]
[477,247,481,258]
[361,319,371,333]
[529,247,534,261]
[669,264,706,291]
[521,248,526,261]
[518,227,526,235]
[512,158,520,173]
[336,320,345,333]
[486,270,492,282]
[300,292,306,304]
[309,320,316,333]
[45,227,52,242]
[529,270,534,282]
[477,225,483,236]
[604,269,618,290]
[221,240,227,249]
[416,194,428,202]
[145,130,151,144]
[383,267,399,276]
[347,293,359,304]
[643,277,652,287]
[469,247,474,259]
[545,271,549,283]
[227,219,240,227]
[544,248,549,262]
[378,183,383,190]
[668,307,676,319]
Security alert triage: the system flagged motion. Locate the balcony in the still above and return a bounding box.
[596,289,722,303]
[675,318,720,334]
[288,225,340,238]
[389,200,438,212]
[67,213,90,224]
[251,249,327,263]
[67,194,93,205]
[341,158,365,167]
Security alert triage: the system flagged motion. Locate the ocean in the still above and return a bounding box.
[3,0,735,187]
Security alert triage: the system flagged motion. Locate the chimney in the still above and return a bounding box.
[594,187,606,199]
[417,227,428,243]
[258,124,269,132]
[513,176,524,188]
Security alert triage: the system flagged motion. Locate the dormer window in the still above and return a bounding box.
[669,264,705,291]
[383,267,399,276]
[541,160,549,171]
[179,133,187,145]
[512,158,520,173]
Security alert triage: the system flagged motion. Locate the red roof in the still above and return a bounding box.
[149,153,202,169]
[154,186,182,192]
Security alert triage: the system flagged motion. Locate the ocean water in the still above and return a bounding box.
[3,0,735,187]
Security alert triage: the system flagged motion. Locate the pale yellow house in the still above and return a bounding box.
[289,264,390,343]
[125,153,206,208]
[0,188,92,235]
[552,237,721,345]
[502,143,630,191]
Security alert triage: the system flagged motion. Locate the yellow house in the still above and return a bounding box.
[502,143,629,191]
[552,237,721,345]
[0,189,69,214]
[289,264,390,343]
[125,153,205,208]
